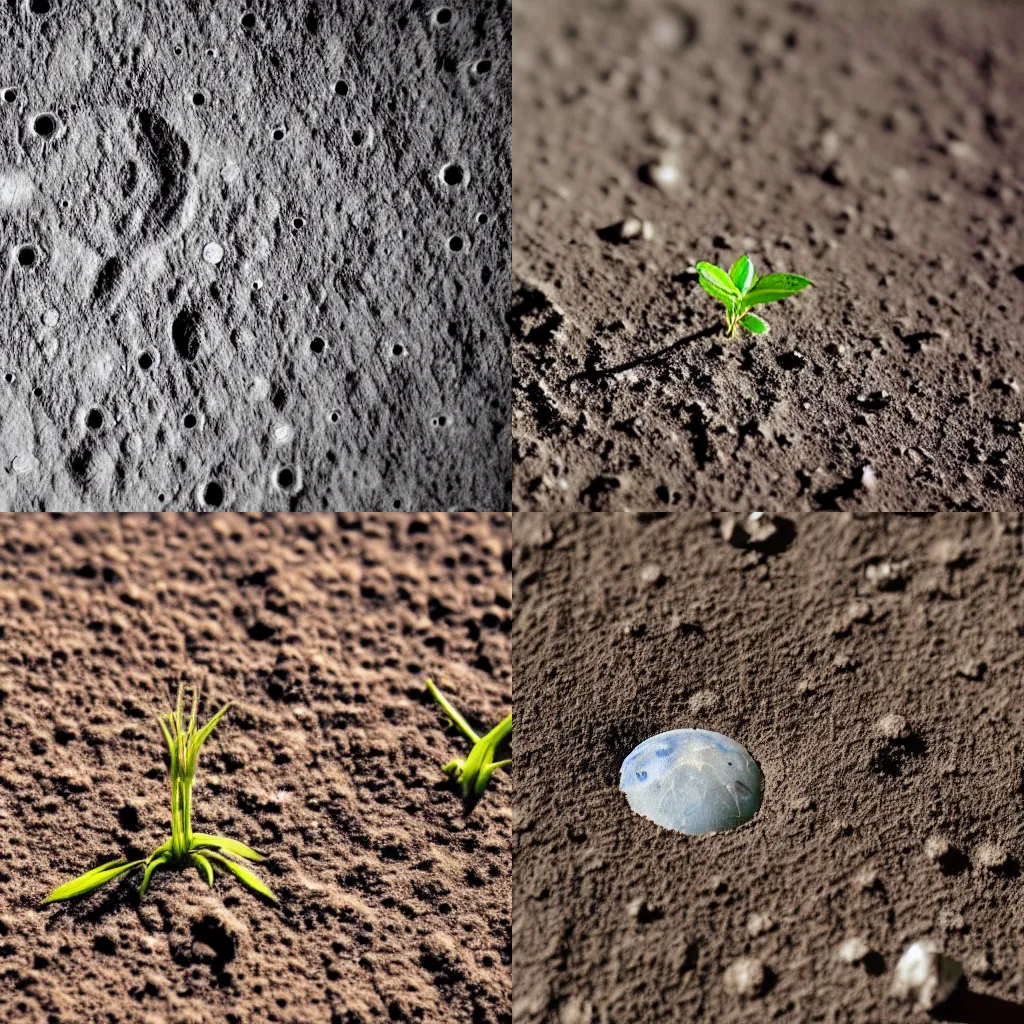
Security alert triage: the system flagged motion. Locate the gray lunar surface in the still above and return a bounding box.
[0,0,510,512]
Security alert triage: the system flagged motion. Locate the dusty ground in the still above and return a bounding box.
[512,0,1024,510]
[0,513,511,1024]
[514,512,1024,1023]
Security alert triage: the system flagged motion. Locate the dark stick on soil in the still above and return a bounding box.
[566,324,720,383]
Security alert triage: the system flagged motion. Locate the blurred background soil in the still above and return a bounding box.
[513,512,1024,1023]
[0,513,511,1024]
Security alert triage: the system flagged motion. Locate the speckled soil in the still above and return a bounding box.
[512,0,1024,511]
[0,512,511,1024]
[513,512,1024,1023]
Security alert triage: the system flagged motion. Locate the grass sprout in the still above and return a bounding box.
[425,679,511,804]
[696,254,812,337]
[43,684,276,905]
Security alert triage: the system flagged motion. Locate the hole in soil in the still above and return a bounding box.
[330,411,339,423]
[17,245,36,267]
[204,481,224,507]
[351,129,365,146]
[86,409,103,430]
[273,127,285,141]
[30,0,51,14]
[392,343,405,356]
[310,336,325,354]
[118,805,140,831]
[441,163,464,186]
[174,45,183,55]
[277,467,294,489]
[448,235,464,252]
[434,8,452,24]
[241,12,257,29]
[138,352,153,370]
[3,89,17,103]
[183,413,197,429]
[393,499,402,509]
[33,113,55,137]
[477,212,488,224]
[158,493,166,503]
[4,372,14,383]
[293,217,305,229]
[193,92,205,106]
[475,59,492,74]
[33,386,42,397]
[334,80,348,96]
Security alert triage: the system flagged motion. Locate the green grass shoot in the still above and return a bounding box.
[43,684,276,905]
[696,254,812,338]
[425,679,511,804]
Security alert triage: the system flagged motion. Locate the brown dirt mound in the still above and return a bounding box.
[0,513,511,1024]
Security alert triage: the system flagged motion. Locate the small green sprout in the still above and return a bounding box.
[696,254,812,338]
[43,685,276,905]
[425,679,511,804]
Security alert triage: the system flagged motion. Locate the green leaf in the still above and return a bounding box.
[205,852,278,902]
[740,313,770,334]
[191,832,266,862]
[696,262,740,296]
[425,680,479,744]
[698,277,738,314]
[138,852,169,896]
[729,254,755,294]
[43,858,146,904]
[191,852,215,887]
[743,273,812,308]
[189,702,231,760]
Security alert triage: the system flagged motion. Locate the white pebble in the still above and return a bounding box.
[975,841,1008,871]
[42,308,59,326]
[12,453,36,475]
[838,937,870,964]
[272,422,293,444]
[202,242,224,265]
[892,940,963,1011]
[924,834,950,862]
[746,912,775,938]
[723,956,768,999]
[874,712,907,740]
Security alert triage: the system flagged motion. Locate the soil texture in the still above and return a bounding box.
[0,512,511,1024]
[512,0,1024,510]
[513,512,1024,1022]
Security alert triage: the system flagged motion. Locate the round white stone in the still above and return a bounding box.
[202,242,224,264]
[620,728,763,834]
[42,309,59,326]
[272,422,292,444]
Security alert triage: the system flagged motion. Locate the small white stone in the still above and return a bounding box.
[202,242,224,264]
[975,841,1008,871]
[620,216,644,240]
[250,376,270,400]
[924,834,951,862]
[838,936,870,964]
[892,940,963,1011]
[272,422,293,444]
[874,712,907,740]
[42,308,59,326]
[861,464,877,489]
[746,912,775,938]
[723,956,768,999]
[221,161,240,184]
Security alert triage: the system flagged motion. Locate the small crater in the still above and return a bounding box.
[392,343,406,357]
[2,89,16,103]
[192,91,205,107]
[33,113,56,138]
[273,127,286,141]
[432,7,453,25]
[138,350,156,371]
[440,163,465,187]
[310,336,325,354]
[870,731,928,778]
[86,409,104,431]
[474,59,492,75]
[17,245,37,268]
[191,916,236,966]
[277,467,295,491]
[183,413,197,429]
[240,11,257,29]
[448,235,465,252]
[93,935,117,955]
[334,80,348,96]
[203,482,224,507]
[118,805,140,831]
[172,308,201,361]
[30,0,51,14]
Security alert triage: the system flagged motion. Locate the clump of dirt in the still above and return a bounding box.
[513,512,1024,1023]
[0,513,511,1024]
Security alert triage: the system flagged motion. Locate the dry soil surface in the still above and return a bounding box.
[514,512,1024,1023]
[0,512,511,1024]
[512,0,1024,511]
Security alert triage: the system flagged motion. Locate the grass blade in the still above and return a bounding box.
[190,702,231,759]
[743,273,812,308]
[191,852,214,887]
[138,852,169,896]
[205,852,277,902]
[426,680,480,743]
[43,858,146,904]
[698,276,736,312]
[191,832,266,862]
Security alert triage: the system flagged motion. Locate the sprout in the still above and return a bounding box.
[43,684,276,904]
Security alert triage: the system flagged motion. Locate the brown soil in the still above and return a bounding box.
[513,512,1024,1023]
[0,513,511,1024]
[512,0,1024,510]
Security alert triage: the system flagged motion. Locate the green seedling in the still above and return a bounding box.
[425,679,511,803]
[43,685,276,905]
[696,254,812,338]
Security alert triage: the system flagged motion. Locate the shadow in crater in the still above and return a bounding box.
[566,324,721,382]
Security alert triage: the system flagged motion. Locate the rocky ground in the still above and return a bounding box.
[1,2,510,511]
[513,0,1024,510]
[0,512,511,1024]
[514,512,1024,1023]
